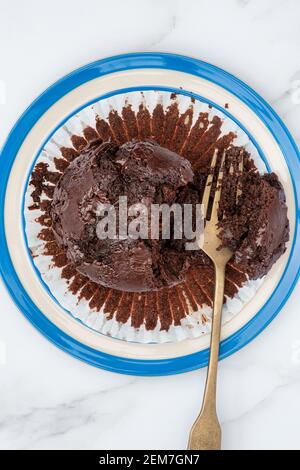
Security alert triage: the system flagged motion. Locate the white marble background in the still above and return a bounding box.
[1,0,300,450]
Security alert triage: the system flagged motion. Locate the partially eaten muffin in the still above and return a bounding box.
[51,138,289,292]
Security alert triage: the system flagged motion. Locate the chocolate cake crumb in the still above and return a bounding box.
[61,264,77,281]
[68,273,87,295]
[157,289,172,331]
[95,116,113,142]
[189,115,222,164]
[152,103,165,143]
[60,147,79,162]
[52,253,68,268]
[136,104,151,139]
[163,102,180,147]
[131,294,146,329]
[44,241,60,256]
[169,286,185,325]
[89,287,110,311]
[36,213,52,227]
[144,291,158,330]
[171,107,193,154]
[115,291,134,324]
[219,171,289,278]
[83,126,99,143]
[108,110,128,144]
[29,162,60,208]
[71,135,87,151]
[78,281,97,302]
[122,104,139,140]
[54,157,69,172]
[181,112,209,156]
[38,228,55,242]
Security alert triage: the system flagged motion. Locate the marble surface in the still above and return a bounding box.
[1,0,300,450]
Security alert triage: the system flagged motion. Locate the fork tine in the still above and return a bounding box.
[210,151,226,223]
[202,149,218,218]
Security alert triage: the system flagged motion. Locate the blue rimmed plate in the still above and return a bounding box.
[0,53,299,375]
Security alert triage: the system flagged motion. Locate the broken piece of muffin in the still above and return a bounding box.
[218,169,289,279]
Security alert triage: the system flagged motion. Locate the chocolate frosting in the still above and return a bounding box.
[51,139,203,292]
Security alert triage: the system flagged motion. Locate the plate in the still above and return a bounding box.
[0,52,299,375]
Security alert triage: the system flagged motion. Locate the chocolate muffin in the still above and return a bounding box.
[28,96,290,332]
[51,139,206,292]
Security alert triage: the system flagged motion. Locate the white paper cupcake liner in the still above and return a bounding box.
[24,90,265,343]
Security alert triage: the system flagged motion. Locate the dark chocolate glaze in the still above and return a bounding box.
[51,139,204,292]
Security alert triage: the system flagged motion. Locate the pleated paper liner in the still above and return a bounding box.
[24,90,265,343]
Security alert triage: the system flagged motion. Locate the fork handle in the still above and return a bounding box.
[201,263,225,415]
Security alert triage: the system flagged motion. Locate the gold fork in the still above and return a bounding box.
[188,149,243,451]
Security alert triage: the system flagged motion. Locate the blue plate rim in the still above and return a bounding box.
[0,52,299,376]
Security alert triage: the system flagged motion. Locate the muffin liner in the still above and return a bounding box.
[24,90,265,343]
